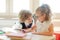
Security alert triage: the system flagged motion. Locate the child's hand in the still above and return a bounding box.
[32,32,35,34]
[21,29,28,33]
[15,29,22,31]
[22,29,28,33]
[32,32,37,34]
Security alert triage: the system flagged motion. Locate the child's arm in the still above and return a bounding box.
[23,28,32,33]
[31,24,36,32]
[32,24,53,36]
[23,24,36,33]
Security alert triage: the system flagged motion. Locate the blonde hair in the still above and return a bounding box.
[36,4,51,21]
[18,10,32,22]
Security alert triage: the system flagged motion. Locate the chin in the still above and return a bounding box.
[39,20,44,22]
[29,22,32,23]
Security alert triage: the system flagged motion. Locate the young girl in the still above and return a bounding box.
[12,10,34,33]
[31,4,54,40]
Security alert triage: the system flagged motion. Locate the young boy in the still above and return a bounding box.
[12,10,34,33]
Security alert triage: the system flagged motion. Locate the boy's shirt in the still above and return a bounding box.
[20,22,32,29]
[12,21,22,29]
[12,19,34,30]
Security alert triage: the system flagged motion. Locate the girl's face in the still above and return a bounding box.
[35,11,46,22]
[25,16,32,24]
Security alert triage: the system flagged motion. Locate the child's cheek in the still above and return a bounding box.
[38,17,44,21]
[29,19,32,22]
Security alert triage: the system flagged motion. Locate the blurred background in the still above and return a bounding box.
[0,0,60,32]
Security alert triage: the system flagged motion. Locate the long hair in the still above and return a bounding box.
[36,4,51,21]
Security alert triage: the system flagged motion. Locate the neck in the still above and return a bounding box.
[41,21,44,23]
[38,20,44,23]
[25,22,29,24]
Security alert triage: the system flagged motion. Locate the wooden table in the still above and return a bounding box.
[7,36,25,40]
[6,32,26,40]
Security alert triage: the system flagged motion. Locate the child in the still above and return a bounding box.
[31,4,54,40]
[12,10,34,33]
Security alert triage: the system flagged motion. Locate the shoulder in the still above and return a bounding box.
[12,21,22,29]
[43,20,53,28]
[46,20,52,25]
[14,21,22,26]
[47,21,53,30]
[49,23,53,28]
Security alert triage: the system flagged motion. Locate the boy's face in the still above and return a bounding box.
[35,11,46,22]
[25,16,32,24]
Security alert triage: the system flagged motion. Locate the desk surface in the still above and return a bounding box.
[6,32,26,37]
[6,32,31,40]
[0,34,10,40]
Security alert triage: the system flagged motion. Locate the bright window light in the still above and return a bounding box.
[13,0,30,13]
[0,0,6,13]
[39,0,60,13]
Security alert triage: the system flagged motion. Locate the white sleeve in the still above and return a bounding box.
[12,22,22,29]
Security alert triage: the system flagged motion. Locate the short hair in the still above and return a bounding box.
[18,10,32,22]
[36,4,51,21]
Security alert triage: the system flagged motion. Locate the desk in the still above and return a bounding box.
[7,36,25,40]
[54,31,60,40]
[6,32,26,40]
[0,34,10,40]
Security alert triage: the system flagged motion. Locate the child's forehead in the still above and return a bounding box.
[36,11,42,15]
[35,11,45,16]
[36,11,41,13]
[35,11,41,15]
[28,15,32,18]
